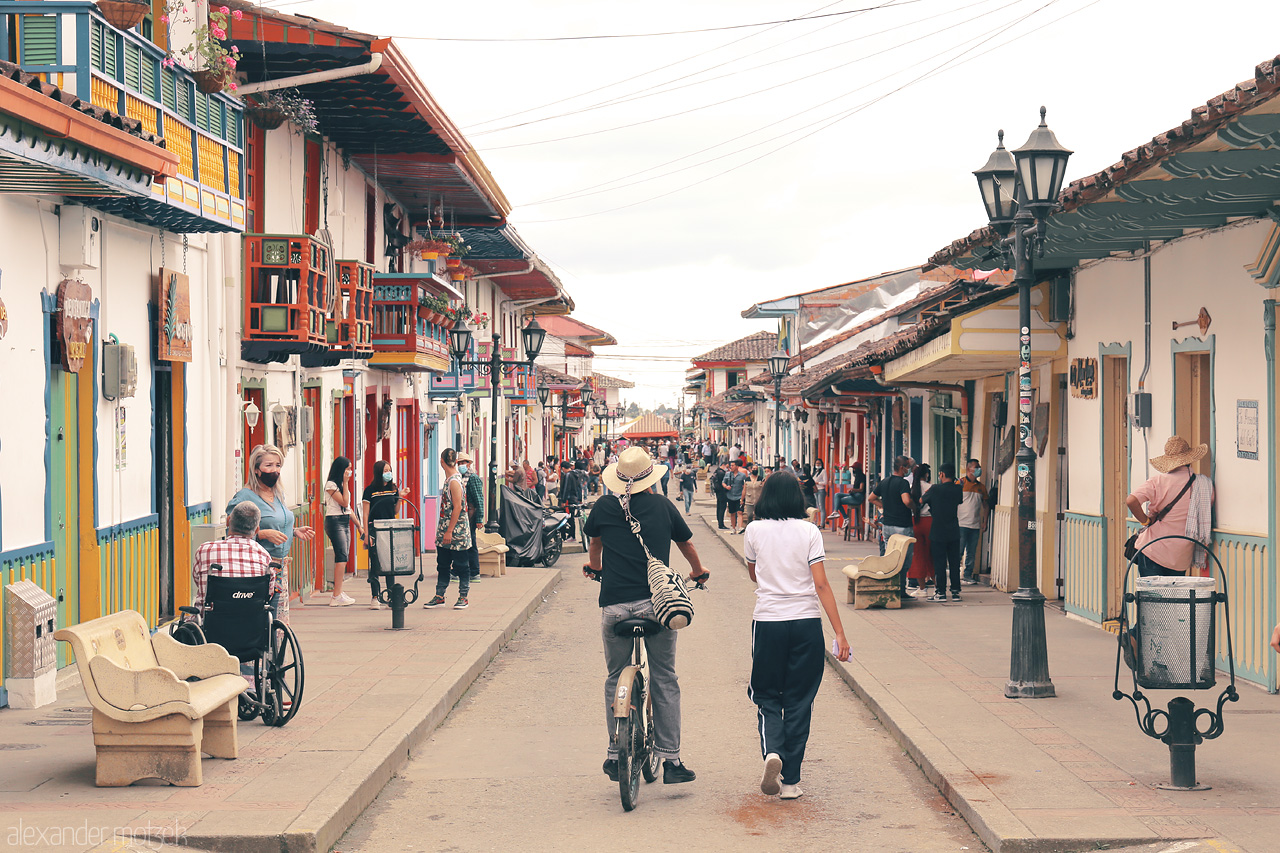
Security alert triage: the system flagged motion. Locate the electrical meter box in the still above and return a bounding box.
[59,205,102,270]
[1129,392,1153,429]
[102,342,138,400]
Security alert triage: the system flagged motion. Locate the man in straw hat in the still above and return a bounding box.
[584,446,710,786]
[1126,436,1215,577]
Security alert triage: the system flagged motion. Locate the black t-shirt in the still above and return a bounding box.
[921,481,964,542]
[875,475,913,527]
[560,469,584,504]
[711,468,727,494]
[583,492,692,608]
[851,470,866,492]
[679,472,697,491]
[362,482,400,522]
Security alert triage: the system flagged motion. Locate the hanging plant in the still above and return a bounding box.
[161,3,243,95]
[97,0,151,31]
[244,89,318,133]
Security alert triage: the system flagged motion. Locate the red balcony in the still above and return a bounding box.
[369,274,458,372]
[242,234,332,364]
[299,259,375,367]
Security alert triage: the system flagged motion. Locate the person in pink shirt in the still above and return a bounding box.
[1125,436,1214,576]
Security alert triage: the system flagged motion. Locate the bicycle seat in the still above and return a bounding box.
[612,617,665,637]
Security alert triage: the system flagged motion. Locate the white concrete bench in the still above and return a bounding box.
[477,530,509,576]
[54,610,247,787]
[842,533,915,610]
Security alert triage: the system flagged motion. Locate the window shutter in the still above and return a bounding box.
[20,15,58,66]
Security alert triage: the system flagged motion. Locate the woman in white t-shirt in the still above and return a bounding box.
[323,456,356,607]
[743,470,850,801]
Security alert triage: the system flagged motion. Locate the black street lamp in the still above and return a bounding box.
[450,317,546,534]
[593,399,609,444]
[768,349,789,470]
[973,108,1072,699]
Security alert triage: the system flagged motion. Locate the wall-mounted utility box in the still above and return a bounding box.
[1130,392,1153,429]
[102,342,137,401]
[59,205,101,270]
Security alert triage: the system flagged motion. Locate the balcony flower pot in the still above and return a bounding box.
[445,257,461,269]
[442,317,455,330]
[192,69,229,95]
[97,0,150,30]
[449,272,466,282]
[245,105,287,130]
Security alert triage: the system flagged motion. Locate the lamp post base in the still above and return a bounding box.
[1005,587,1055,699]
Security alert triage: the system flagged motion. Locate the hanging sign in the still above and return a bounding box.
[156,267,193,362]
[55,278,93,372]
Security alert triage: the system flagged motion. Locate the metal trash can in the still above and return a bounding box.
[370,518,418,576]
[1134,576,1216,690]
[4,580,59,709]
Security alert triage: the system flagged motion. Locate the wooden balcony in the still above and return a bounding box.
[369,274,458,373]
[242,234,331,364]
[0,2,245,231]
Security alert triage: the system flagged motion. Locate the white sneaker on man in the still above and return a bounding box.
[369,598,385,610]
[328,592,355,607]
[779,783,803,799]
[760,753,783,795]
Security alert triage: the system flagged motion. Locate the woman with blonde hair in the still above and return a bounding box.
[227,444,315,612]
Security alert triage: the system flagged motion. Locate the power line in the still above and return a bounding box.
[518,0,1094,224]
[472,0,1003,140]
[463,0,863,131]
[397,3,926,43]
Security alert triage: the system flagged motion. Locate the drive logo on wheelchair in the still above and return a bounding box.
[232,591,254,599]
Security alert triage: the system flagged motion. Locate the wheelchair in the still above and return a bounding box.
[170,570,305,727]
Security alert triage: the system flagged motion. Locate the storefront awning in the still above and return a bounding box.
[884,283,1066,383]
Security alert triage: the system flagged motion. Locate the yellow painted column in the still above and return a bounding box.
[77,349,101,624]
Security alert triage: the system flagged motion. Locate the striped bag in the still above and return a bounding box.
[621,503,694,630]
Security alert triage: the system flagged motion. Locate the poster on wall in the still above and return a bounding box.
[156,268,192,362]
[1237,399,1259,460]
[115,406,126,470]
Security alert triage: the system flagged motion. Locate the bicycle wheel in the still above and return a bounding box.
[264,620,304,727]
[619,674,644,811]
[641,685,659,784]
[541,534,562,567]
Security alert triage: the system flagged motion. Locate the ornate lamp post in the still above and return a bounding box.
[450,317,546,534]
[972,108,1072,699]
[593,398,609,443]
[768,349,789,469]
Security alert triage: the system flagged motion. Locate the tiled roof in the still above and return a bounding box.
[623,413,677,437]
[535,366,582,388]
[931,54,1280,267]
[692,330,777,364]
[541,316,616,346]
[0,60,161,146]
[590,371,635,389]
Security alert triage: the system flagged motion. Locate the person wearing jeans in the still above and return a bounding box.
[679,466,697,515]
[958,459,989,583]
[921,464,964,601]
[869,455,915,595]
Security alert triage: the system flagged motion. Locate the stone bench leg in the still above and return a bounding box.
[478,551,505,577]
[92,709,203,787]
[850,577,901,610]
[201,698,240,760]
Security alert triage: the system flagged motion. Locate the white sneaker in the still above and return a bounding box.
[329,593,355,607]
[779,783,803,799]
[760,753,782,795]
[369,598,385,610]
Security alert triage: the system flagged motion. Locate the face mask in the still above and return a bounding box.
[973,467,982,478]
[258,471,280,488]
[459,464,469,475]
[382,471,393,483]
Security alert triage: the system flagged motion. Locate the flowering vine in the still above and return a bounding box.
[160,2,243,94]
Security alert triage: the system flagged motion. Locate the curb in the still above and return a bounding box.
[179,568,562,853]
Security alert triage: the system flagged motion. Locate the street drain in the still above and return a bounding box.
[0,743,42,750]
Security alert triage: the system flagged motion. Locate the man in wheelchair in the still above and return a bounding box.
[183,501,303,726]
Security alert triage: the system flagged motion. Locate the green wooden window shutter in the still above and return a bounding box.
[194,91,208,131]
[175,76,189,119]
[20,15,58,67]
[124,44,141,91]
[90,21,103,72]
[103,28,117,77]
[141,55,156,101]
[161,68,177,111]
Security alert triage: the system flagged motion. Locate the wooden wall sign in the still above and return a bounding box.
[1069,357,1097,399]
[156,267,193,362]
[55,278,93,372]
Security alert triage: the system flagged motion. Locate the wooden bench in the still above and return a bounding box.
[54,610,247,787]
[842,533,915,610]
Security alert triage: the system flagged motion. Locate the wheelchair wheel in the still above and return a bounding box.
[168,621,205,646]
[262,620,304,727]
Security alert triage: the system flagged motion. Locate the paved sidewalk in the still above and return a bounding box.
[689,495,1275,853]
[0,564,559,853]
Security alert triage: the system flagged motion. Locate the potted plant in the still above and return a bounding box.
[97,0,151,30]
[405,238,454,260]
[162,3,243,95]
[244,89,318,132]
[472,311,491,330]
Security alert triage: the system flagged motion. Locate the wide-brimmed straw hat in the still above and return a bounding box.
[1150,436,1208,473]
[602,446,667,494]
[456,450,473,464]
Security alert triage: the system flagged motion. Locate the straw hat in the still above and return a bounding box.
[602,446,666,495]
[1150,436,1208,473]
[456,450,473,464]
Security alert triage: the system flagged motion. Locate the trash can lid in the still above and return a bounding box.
[1135,576,1215,596]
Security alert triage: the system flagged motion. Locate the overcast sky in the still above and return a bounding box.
[264,0,1280,407]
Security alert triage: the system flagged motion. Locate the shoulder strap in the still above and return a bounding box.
[1150,473,1196,524]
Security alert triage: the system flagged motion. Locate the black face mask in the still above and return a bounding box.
[258,471,280,488]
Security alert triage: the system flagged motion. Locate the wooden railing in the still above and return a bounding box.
[97,515,161,628]
[1063,512,1107,622]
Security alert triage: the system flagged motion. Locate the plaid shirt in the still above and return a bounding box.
[464,472,485,528]
[191,536,275,614]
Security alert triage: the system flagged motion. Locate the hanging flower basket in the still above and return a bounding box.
[442,317,455,329]
[445,257,461,269]
[192,69,229,95]
[449,271,466,282]
[97,0,150,30]
[245,105,287,130]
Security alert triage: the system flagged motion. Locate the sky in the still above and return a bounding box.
[260,0,1280,407]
